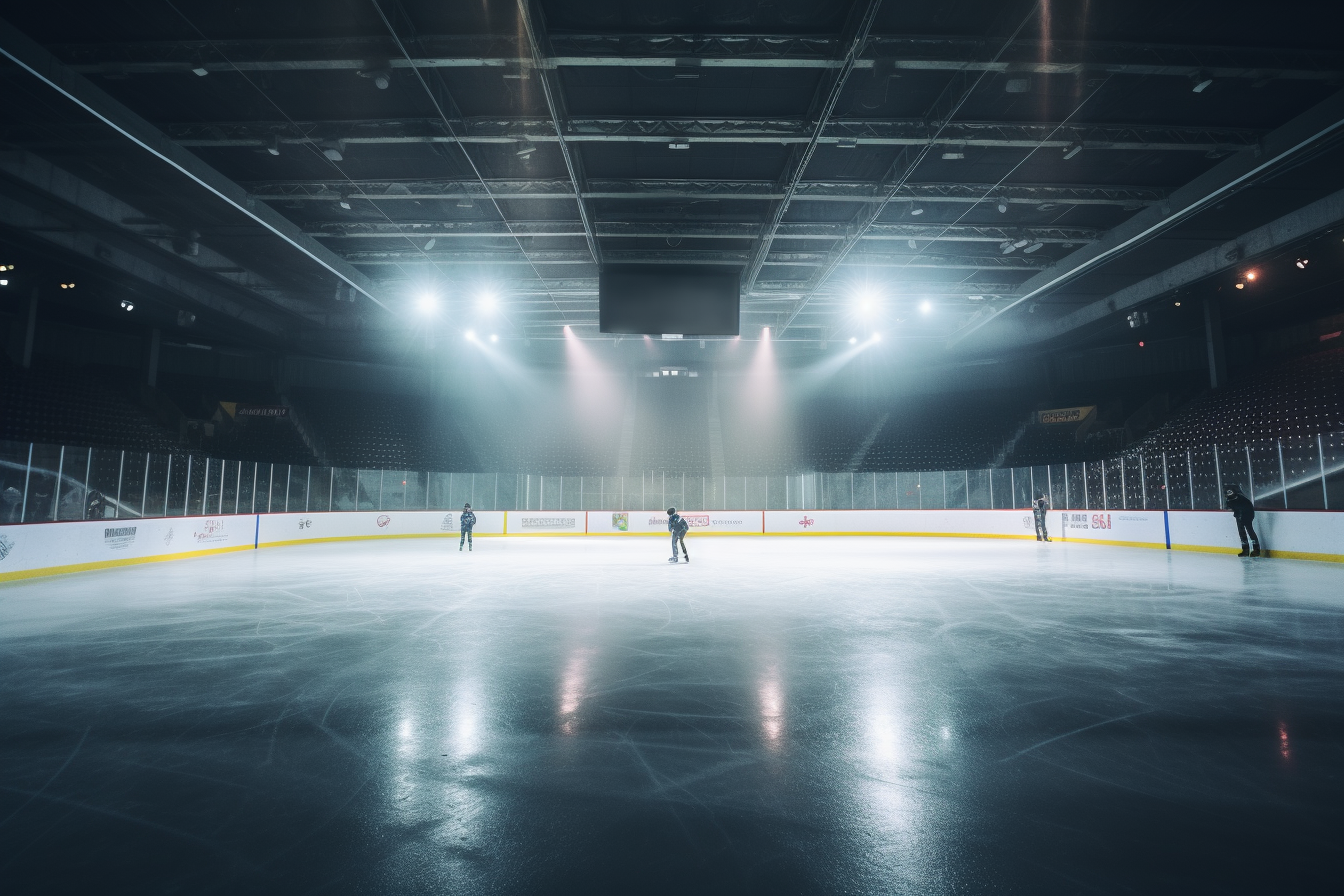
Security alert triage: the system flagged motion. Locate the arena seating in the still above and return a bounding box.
[858,401,1028,472]
[0,361,179,452]
[1133,347,1344,453]
[630,376,711,473]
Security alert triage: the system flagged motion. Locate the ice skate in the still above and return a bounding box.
[1238,547,1250,557]
[1250,546,1261,557]
[668,556,679,563]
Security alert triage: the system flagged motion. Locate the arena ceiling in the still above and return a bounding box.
[2,0,1344,360]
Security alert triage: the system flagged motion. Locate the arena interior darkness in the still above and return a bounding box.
[2,2,1344,894]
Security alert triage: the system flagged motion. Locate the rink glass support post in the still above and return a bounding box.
[268,463,275,513]
[1188,449,1196,509]
[1082,462,1088,510]
[1245,446,1255,503]
[251,462,257,514]
[1213,445,1222,503]
[1162,452,1170,510]
[19,443,32,521]
[115,450,125,519]
[1009,468,1014,509]
[184,455,192,517]
[53,446,64,518]
[330,467,335,512]
[1139,455,1147,510]
[306,467,312,513]
[1119,460,1126,510]
[1100,462,1107,510]
[284,465,291,513]
[1063,465,1069,509]
[965,470,971,509]
[83,449,92,516]
[988,468,994,508]
[141,454,151,518]
[1320,434,1330,510]
[1027,467,1033,506]
[201,459,209,517]
[1276,440,1288,508]
[943,470,948,508]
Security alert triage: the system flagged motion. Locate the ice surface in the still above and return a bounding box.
[2,535,1343,894]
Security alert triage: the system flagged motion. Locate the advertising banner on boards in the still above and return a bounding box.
[507,511,585,534]
[257,511,505,546]
[590,510,763,534]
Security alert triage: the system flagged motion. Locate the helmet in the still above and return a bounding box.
[667,507,676,515]
[464,503,471,509]
[1225,488,1235,497]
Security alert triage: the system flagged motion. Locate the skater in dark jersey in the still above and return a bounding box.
[1032,493,1051,542]
[1225,488,1259,557]
[666,507,689,563]
[460,503,476,551]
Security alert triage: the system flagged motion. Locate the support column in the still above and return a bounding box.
[21,287,38,368]
[144,328,161,387]
[1203,298,1227,390]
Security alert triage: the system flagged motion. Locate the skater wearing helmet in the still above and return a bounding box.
[1225,488,1260,557]
[460,503,476,551]
[1032,493,1051,542]
[667,507,689,563]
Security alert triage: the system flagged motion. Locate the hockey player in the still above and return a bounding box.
[666,507,689,563]
[1225,487,1260,557]
[1032,493,1051,542]
[460,503,477,551]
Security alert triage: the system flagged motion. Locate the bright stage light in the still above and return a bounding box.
[762,326,771,340]
[478,290,497,312]
[490,334,498,343]
[849,336,858,345]
[416,293,439,314]
[465,329,477,341]
[872,332,881,342]
[920,300,932,314]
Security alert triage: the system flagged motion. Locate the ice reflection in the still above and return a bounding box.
[757,663,784,750]
[840,655,941,891]
[449,677,483,759]
[558,647,596,735]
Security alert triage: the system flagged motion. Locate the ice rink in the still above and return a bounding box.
[3,535,1343,894]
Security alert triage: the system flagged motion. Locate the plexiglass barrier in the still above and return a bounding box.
[2,435,1343,523]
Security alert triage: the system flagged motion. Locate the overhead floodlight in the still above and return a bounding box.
[848,336,858,345]
[996,198,1009,214]
[490,334,498,343]
[423,238,435,251]
[907,239,917,249]
[1246,270,1258,281]
[338,193,352,210]
[1296,258,1309,269]
[1023,241,1044,253]
[1000,239,1017,254]
[417,293,439,314]
[668,141,691,150]
[761,326,770,340]
[120,299,134,311]
[191,66,209,77]
[515,140,538,158]
[1036,203,1057,212]
[909,203,925,216]
[941,151,965,160]
[837,138,858,149]
[321,141,344,161]
[871,332,881,342]
[465,329,477,341]
[478,290,497,312]
[358,68,392,90]
[1013,237,1030,248]
[920,299,932,314]
[456,196,474,208]
[1062,143,1082,159]
[266,135,280,156]
[0,280,7,287]
[1191,71,1213,93]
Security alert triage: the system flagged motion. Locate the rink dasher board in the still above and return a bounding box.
[2,509,1341,582]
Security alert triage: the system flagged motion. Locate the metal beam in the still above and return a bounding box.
[305,220,1101,243]
[362,275,1018,297]
[340,247,1046,270]
[742,0,885,292]
[157,118,1263,151]
[0,15,385,311]
[950,85,1344,349]
[247,177,1164,207]
[54,34,1344,80]
[515,0,601,265]
[0,150,319,325]
[983,186,1344,348]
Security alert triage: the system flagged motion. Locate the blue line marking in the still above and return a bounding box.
[1163,510,1171,550]
[254,515,260,549]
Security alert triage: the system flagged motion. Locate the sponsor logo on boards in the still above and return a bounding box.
[298,519,313,530]
[520,517,576,529]
[104,526,137,551]
[163,527,175,547]
[0,533,12,563]
[440,514,456,531]
[192,519,228,544]
[611,513,629,531]
[798,516,815,528]
[377,515,392,528]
